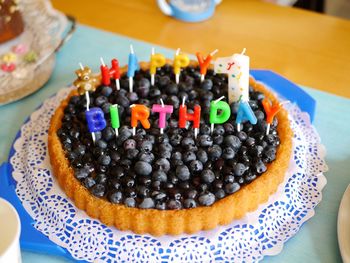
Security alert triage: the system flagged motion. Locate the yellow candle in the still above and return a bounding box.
[150,53,166,75]
[173,49,190,83]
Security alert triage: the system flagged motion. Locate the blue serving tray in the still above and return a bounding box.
[0,70,316,261]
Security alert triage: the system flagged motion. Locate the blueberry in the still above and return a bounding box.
[101,86,113,97]
[244,173,257,183]
[75,168,89,179]
[136,78,150,98]
[183,151,196,163]
[176,165,190,181]
[126,148,139,159]
[245,137,256,147]
[74,144,86,156]
[98,155,111,166]
[189,160,203,173]
[255,160,267,174]
[201,79,213,91]
[224,135,241,150]
[184,199,197,208]
[110,151,121,162]
[222,147,235,160]
[124,197,136,207]
[108,191,123,204]
[165,83,178,95]
[224,123,235,134]
[213,134,224,145]
[213,179,223,189]
[96,173,107,184]
[139,140,153,152]
[198,135,213,147]
[156,202,166,210]
[134,161,153,176]
[127,92,139,102]
[102,127,115,141]
[168,95,180,109]
[83,177,96,188]
[263,147,276,162]
[170,134,182,146]
[215,189,226,199]
[123,139,136,150]
[198,192,215,206]
[171,151,182,161]
[213,125,225,136]
[149,88,161,98]
[181,137,195,149]
[208,145,222,161]
[200,124,211,135]
[158,142,173,153]
[186,189,198,199]
[138,152,155,163]
[155,158,171,172]
[224,175,235,183]
[136,185,150,198]
[166,199,182,210]
[91,184,105,197]
[233,163,246,176]
[95,96,108,106]
[224,182,240,194]
[196,149,208,163]
[201,169,215,183]
[158,75,170,87]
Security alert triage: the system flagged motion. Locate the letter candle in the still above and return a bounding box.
[209,96,231,134]
[173,48,190,84]
[196,49,218,82]
[179,97,201,138]
[110,104,120,137]
[262,99,283,135]
[214,48,250,104]
[150,47,166,86]
[130,104,151,136]
[85,107,107,144]
[152,98,173,134]
[236,100,257,132]
[100,57,121,90]
[127,45,140,93]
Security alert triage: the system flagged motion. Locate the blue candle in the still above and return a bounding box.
[236,101,257,132]
[86,107,107,143]
[127,45,139,93]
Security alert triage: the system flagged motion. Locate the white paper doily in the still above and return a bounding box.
[10,87,328,262]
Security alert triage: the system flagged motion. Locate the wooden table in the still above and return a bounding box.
[51,0,350,98]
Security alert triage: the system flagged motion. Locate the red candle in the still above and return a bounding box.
[111,59,120,80]
[179,104,201,129]
[100,64,111,86]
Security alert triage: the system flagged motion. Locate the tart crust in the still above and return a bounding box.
[48,61,293,236]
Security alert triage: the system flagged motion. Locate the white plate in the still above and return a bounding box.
[338,184,350,263]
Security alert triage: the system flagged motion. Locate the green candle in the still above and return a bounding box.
[110,104,120,136]
[209,98,231,133]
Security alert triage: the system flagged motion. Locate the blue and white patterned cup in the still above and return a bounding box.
[157,0,222,22]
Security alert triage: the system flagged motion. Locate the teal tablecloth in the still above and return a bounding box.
[0,25,349,263]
